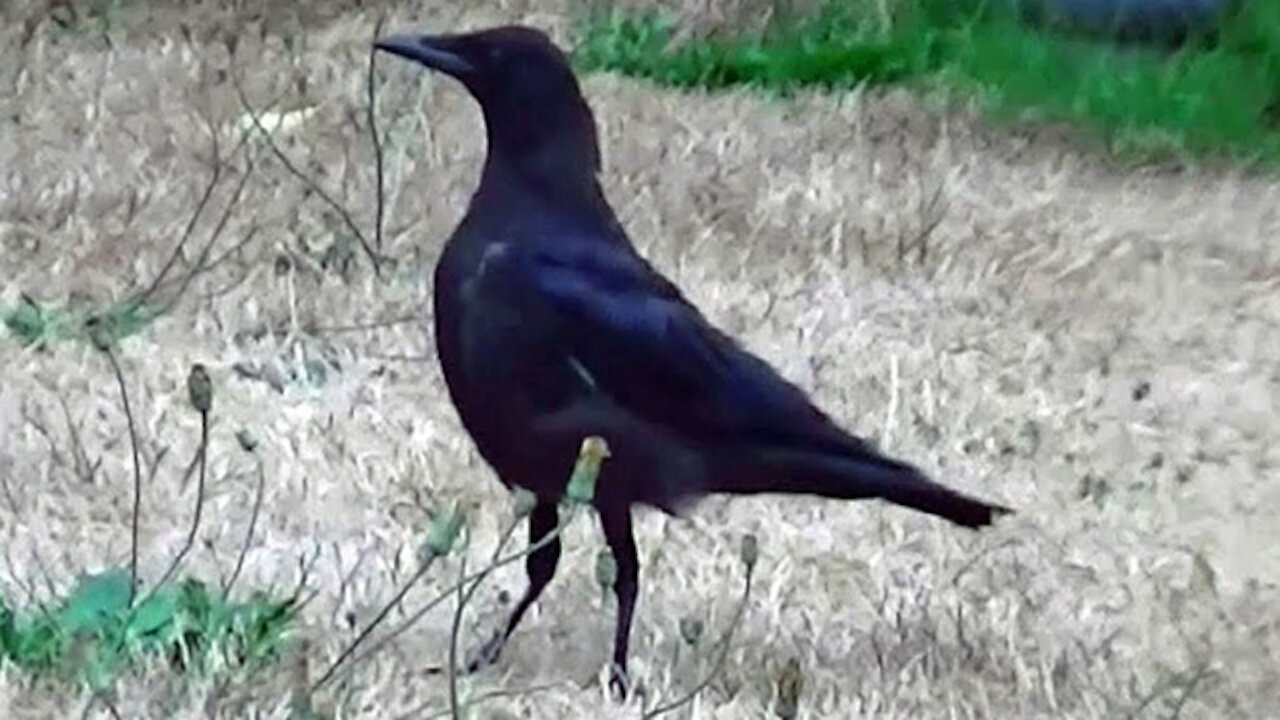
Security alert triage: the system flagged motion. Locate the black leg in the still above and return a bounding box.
[600,504,639,701]
[465,500,561,672]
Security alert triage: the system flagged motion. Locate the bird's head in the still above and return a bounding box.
[375,25,601,177]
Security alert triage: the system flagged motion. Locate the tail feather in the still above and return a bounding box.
[715,447,1012,529]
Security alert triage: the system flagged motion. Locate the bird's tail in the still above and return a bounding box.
[713,446,1011,529]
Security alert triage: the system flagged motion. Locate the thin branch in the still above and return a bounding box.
[144,224,260,303]
[58,394,100,485]
[96,337,144,606]
[290,543,325,609]
[154,155,258,318]
[229,67,382,277]
[331,542,375,627]
[324,506,581,690]
[446,512,529,717]
[367,14,388,260]
[150,408,209,591]
[129,111,228,308]
[311,554,438,692]
[223,450,266,599]
[448,553,470,720]
[1169,661,1212,720]
[643,565,755,718]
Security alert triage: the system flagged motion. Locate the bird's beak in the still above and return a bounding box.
[374,33,474,77]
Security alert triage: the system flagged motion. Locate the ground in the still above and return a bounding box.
[1,0,1277,718]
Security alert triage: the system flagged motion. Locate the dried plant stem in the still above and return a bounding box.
[311,554,439,692]
[150,408,209,591]
[98,343,144,606]
[368,14,388,259]
[131,113,233,307]
[448,554,470,720]
[642,565,755,718]
[154,156,258,318]
[223,449,266,599]
[230,68,382,277]
[322,505,582,691]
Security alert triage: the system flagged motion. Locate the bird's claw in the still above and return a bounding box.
[607,662,631,702]
[463,629,506,674]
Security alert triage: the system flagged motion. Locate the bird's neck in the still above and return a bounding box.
[484,128,599,177]
[478,94,603,195]
[477,134,608,215]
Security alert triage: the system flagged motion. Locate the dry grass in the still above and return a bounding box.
[2,0,1278,717]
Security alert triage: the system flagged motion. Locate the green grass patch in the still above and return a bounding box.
[2,297,156,350]
[572,0,1280,167]
[0,568,297,689]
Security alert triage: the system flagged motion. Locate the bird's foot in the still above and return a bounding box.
[607,661,631,702]
[463,629,505,674]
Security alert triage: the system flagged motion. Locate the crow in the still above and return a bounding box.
[374,25,1011,699]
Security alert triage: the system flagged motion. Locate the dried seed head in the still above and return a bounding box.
[595,548,617,589]
[235,428,259,453]
[422,503,466,561]
[187,363,213,413]
[85,316,113,353]
[565,436,610,505]
[512,488,538,519]
[678,616,704,647]
[740,533,759,570]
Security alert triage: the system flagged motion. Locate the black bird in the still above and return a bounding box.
[375,25,1010,698]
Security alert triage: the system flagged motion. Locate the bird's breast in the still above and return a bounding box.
[437,245,594,433]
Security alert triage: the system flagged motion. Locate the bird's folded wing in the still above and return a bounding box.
[518,240,860,454]
[527,243,739,433]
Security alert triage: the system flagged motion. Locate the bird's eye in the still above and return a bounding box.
[487,45,505,64]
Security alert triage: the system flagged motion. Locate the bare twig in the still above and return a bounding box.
[154,156,258,318]
[325,506,581,690]
[368,14,388,260]
[446,512,529,718]
[898,180,946,269]
[321,449,604,691]
[22,402,63,469]
[311,554,439,692]
[194,229,265,302]
[223,443,266,599]
[291,543,325,608]
[448,553,470,719]
[330,542,376,629]
[58,394,100,484]
[129,111,229,308]
[643,555,756,718]
[229,67,382,277]
[150,377,210,592]
[141,224,261,306]
[314,502,519,686]
[90,326,144,606]
[1169,660,1213,719]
